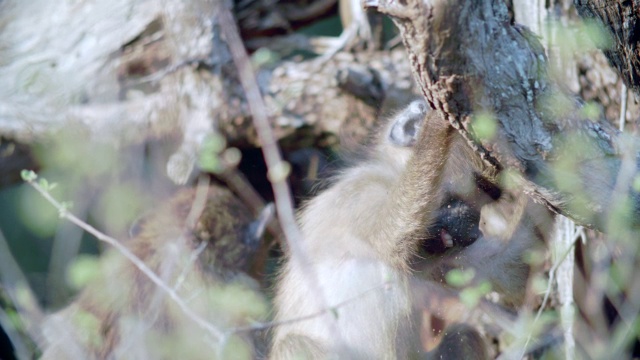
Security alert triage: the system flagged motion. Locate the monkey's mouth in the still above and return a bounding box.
[440,229,454,248]
[421,225,480,255]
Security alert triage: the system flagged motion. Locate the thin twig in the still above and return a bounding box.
[556,216,578,360]
[520,222,581,358]
[620,83,628,132]
[24,179,226,344]
[216,4,300,253]
[185,175,211,229]
[216,0,345,342]
[174,175,212,291]
[173,241,208,292]
[231,280,395,334]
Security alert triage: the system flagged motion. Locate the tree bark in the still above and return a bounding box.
[0,0,417,185]
[574,0,640,99]
[366,0,640,231]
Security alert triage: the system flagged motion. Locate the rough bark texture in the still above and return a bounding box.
[574,0,640,99]
[367,0,640,231]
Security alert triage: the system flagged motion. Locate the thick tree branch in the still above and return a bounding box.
[366,0,640,231]
[0,0,417,186]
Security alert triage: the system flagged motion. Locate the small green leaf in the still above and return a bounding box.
[459,281,492,308]
[471,112,497,141]
[199,133,229,173]
[5,309,21,329]
[67,255,100,290]
[38,178,49,191]
[580,101,601,121]
[72,310,103,348]
[20,169,37,182]
[199,152,222,173]
[201,133,227,154]
[445,268,476,288]
[251,48,281,68]
[59,201,74,217]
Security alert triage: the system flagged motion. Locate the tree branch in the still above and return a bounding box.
[367,0,640,231]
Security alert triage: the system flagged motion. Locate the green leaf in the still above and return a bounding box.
[445,268,475,288]
[20,169,37,182]
[459,281,492,308]
[580,101,601,121]
[471,112,497,141]
[38,178,50,191]
[251,48,281,68]
[67,255,100,290]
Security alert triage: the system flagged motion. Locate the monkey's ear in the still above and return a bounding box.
[388,100,428,147]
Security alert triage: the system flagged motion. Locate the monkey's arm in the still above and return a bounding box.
[381,109,455,269]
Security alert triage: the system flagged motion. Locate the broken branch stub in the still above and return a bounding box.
[367,0,640,231]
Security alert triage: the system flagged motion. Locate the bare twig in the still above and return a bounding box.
[216,0,347,344]
[185,175,211,228]
[520,221,581,358]
[620,83,628,131]
[231,280,395,334]
[174,175,212,291]
[217,5,300,251]
[555,216,579,360]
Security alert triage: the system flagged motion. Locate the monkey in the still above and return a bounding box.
[40,185,273,360]
[269,99,550,359]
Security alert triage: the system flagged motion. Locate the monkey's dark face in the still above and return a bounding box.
[421,196,482,254]
[420,173,503,255]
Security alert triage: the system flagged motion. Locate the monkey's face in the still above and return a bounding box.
[421,196,482,254]
[421,172,503,255]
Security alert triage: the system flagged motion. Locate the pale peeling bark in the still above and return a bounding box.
[366,0,640,231]
[0,0,415,147]
[0,0,417,184]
